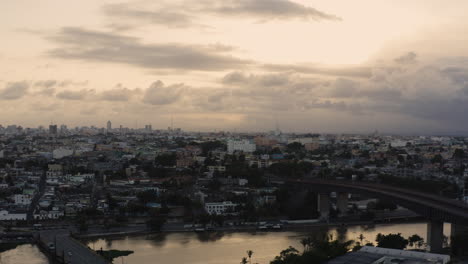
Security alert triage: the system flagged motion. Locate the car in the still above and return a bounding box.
[48,243,55,250]
[273,224,282,230]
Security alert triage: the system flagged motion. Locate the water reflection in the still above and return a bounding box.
[0,244,49,264]
[86,222,452,264]
[147,233,168,247]
[195,231,225,242]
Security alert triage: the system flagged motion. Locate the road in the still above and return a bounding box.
[289,179,468,224]
[39,229,109,264]
[27,172,46,222]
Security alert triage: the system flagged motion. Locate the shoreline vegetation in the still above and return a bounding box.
[78,216,424,240]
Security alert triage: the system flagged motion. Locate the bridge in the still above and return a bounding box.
[287,179,468,253]
[38,229,110,264]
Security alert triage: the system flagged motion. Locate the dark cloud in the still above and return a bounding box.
[143,81,187,105]
[56,89,95,100]
[47,27,251,71]
[0,81,29,100]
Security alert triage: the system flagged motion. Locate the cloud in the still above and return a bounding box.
[99,84,140,102]
[101,0,339,29]
[0,81,29,100]
[37,87,56,96]
[394,51,418,65]
[198,0,341,21]
[47,27,251,71]
[57,80,89,87]
[143,81,187,105]
[34,80,57,88]
[102,3,195,28]
[80,107,100,115]
[34,79,88,88]
[264,64,372,78]
[56,89,95,100]
[222,71,321,96]
[31,102,61,112]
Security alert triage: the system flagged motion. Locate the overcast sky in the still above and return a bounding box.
[2,0,468,134]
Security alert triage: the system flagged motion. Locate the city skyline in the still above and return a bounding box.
[2,1,468,134]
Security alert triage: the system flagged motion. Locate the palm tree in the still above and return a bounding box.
[246,250,254,263]
[300,238,309,252]
[358,234,365,244]
[240,257,248,264]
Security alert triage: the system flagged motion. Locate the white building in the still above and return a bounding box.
[34,209,64,220]
[14,194,32,205]
[205,201,238,215]
[227,139,256,154]
[0,210,27,221]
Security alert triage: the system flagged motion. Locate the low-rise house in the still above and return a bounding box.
[205,201,238,215]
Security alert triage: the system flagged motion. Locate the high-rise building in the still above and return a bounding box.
[107,120,112,131]
[49,124,58,134]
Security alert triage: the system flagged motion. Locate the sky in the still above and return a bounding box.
[1,0,468,134]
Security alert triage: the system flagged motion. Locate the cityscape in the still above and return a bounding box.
[0,123,468,263]
[2,0,468,264]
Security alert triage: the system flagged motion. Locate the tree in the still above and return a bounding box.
[247,250,254,264]
[408,234,424,249]
[300,238,310,252]
[136,190,158,204]
[146,216,166,231]
[77,216,88,233]
[269,236,354,264]
[352,242,362,252]
[376,233,408,249]
[287,142,304,153]
[270,247,300,264]
[453,149,465,160]
[358,234,365,244]
[155,153,177,167]
[240,257,248,264]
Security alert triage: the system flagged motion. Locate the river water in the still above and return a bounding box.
[0,244,49,264]
[85,222,452,264]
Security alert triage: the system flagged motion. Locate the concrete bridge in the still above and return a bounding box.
[287,179,468,253]
[38,229,110,264]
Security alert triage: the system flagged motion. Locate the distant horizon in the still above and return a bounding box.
[3,122,468,137]
[2,1,468,134]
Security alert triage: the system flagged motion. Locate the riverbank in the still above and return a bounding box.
[78,215,424,240]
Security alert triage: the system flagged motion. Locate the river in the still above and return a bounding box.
[84,222,452,264]
[0,244,49,264]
